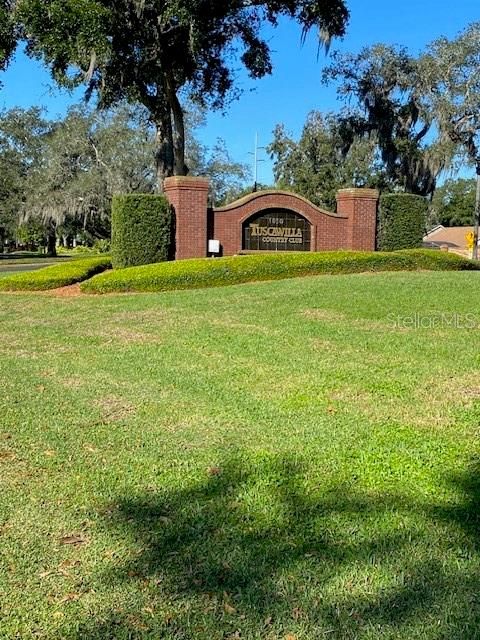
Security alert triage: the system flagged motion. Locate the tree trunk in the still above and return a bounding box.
[143,80,187,192]
[154,124,174,192]
[154,99,174,193]
[47,224,57,257]
[165,74,187,176]
[145,81,187,192]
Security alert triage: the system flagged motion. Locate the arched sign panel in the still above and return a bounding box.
[243,209,311,252]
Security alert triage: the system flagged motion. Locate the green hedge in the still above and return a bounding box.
[80,250,478,295]
[112,194,173,269]
[0,257,111,291]
[378,194,427,251]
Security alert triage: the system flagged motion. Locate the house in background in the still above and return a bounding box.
[423,225,477,257]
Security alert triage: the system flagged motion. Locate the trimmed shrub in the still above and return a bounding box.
[93,239,111,254]
[80,250,478,295]
[0,257,111,291]
[112,194,173,269]
[378,194,427,251]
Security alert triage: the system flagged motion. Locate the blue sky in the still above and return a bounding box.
[2,0,479,184]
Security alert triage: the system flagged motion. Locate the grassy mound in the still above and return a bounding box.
[80,250,478,294]
[0,256,111,291]
[3,271,480,638]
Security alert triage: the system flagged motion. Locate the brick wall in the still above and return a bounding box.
[164,176,209,260]
[336,188,379,251]
[165,179,379,259]
[213,189,379,255]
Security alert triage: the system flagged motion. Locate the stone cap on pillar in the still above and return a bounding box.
[164,176,210,192]
[336,188,380,202]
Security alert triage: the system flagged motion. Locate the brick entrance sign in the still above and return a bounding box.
[164,176,379,260]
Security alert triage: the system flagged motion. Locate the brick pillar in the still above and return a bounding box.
[336,188,379,251]
[164,176,210,260]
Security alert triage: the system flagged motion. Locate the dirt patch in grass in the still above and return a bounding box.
[422,374,480,409]
[78,326,162,345]
[0,283,83,297]
[94,395,136,423]
[302,308,348,323]
[461,386,480,400]
[58,375,86,390]
[303,308,402,332]
[310,338,339,352]
[0,448,16,462]
[328,385,453,429]
[45,284,82,297]
[106,327,160,344]
[208,317,279,335]
[328,371,480,431]
[350,317,397,331]
[110,310,171,323]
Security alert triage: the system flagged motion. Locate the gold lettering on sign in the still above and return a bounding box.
[250,224,303,240]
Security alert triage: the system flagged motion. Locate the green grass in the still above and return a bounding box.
[81,249,479,294]
[1,271,480,639]
[0,256,111,291]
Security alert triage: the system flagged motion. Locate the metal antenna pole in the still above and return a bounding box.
[249,132,265,193]
[254,132,258,191]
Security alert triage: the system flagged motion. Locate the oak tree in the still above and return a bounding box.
[0,0,16,78]
[0,107,51,249]
[323,45,450,197]
[15,0,349,190]
[268,111,388,209]
[431,178,477,228]
[420,23,480,255]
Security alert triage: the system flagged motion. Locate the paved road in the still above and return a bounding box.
[0,262,55,276]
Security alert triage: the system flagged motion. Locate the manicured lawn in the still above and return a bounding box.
[1,270,480,639]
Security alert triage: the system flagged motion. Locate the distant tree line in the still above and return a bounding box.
[1,0,349,188]
[0,0,349,254]
[0,103,249,255]
[1,4,479,252]
[269,22,480,227]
